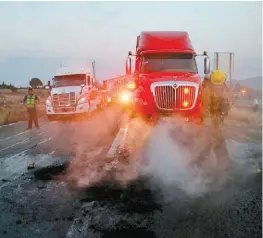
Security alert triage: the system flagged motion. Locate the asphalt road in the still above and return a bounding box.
[0,107,262,238]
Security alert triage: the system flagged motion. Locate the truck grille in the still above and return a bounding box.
[154,86,176,110]
[52,93,76,106]
[53,107,75,113]
[176,86,196,109]
[154,85,196,110]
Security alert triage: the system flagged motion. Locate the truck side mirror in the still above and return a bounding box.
[125,57,132,75]
[204,56,210,75]
[47,80,50,87]
[128,51,133,56]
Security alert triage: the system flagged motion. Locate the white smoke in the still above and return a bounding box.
[61,110,261,205]
[135,117,262,203]
[137,120,213,201]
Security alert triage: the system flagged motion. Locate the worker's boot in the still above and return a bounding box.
[27,163,35,170]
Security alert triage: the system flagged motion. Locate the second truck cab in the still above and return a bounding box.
[46,71,98,120]
[125,31,211,122]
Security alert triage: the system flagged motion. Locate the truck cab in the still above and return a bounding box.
[45,71,97,120]
[125,31,210,123]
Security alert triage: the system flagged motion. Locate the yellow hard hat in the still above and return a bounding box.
[210,70,226,85]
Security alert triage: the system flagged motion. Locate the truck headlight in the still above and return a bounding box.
[121,94,130,102]
[78,97,86,104]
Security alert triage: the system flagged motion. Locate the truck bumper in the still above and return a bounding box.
[134,102,202,124]
[46,103,92,116]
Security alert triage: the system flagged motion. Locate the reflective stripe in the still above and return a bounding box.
[26,95,36,107]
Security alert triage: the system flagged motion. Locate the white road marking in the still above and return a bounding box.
[3,137,53,161]
[0,175,19,191]
[106,123,129,159]
[0,132,45,152]
[0,150,56,191]
[0,121,57,142]
[67,120,130,238]
[0,121,23,128]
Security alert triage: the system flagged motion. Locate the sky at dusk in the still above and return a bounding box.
[0,1,262,86]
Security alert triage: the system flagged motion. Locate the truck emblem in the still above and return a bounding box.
[173,83,178,88]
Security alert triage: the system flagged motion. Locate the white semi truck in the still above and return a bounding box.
[45,68,100,121]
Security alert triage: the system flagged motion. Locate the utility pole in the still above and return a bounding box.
[214,52,235,89]
[92,61,96,79]
[60,62,68,68]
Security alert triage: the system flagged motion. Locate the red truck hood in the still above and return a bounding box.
[139,72,201,85]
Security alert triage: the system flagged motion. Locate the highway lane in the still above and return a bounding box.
[65,116,262,238]
[0,117,53,141]
[0,106,124,238]
[0,109,262,238]
[0,106,123,179]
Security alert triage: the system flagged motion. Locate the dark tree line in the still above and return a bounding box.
[0,77,44,91]
[0,82,17,91]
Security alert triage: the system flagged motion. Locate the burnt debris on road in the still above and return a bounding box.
[0,106,262,238]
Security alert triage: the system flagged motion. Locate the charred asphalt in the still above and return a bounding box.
[0,106,262,238]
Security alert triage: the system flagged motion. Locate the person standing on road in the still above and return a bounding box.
[252,98,259,112]
[196,70,231,177]
[23,87,40,130]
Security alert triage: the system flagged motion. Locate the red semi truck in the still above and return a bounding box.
[125,31,211,123]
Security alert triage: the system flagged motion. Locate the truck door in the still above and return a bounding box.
[88,89,101,111]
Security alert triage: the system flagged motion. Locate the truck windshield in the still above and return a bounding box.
[53,75,85,88]
[141,53,197,73]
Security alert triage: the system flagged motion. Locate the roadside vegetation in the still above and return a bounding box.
[0,88,48,126]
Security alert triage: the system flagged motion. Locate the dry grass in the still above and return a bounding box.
[0,105,46,126]
[0,90,48,126]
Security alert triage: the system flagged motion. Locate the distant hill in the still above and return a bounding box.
[231,76,262,92]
